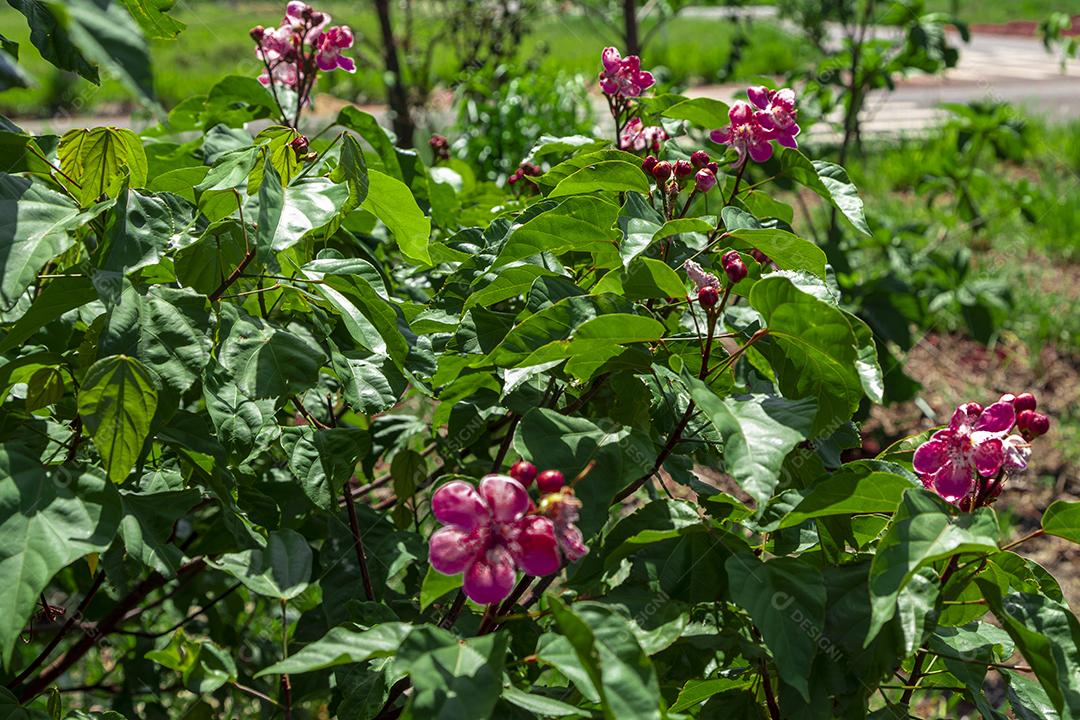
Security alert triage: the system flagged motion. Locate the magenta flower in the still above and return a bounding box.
[684,259,720,292]
[619,117,667,152]
[913,401,1017,503]
[747,85,800,150]
[710,101,775,164]
[314,26,355,72]
[599,47,655,98]
[429,475,560,604]
[538,488,589,563]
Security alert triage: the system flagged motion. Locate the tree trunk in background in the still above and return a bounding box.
[623,0,639,56]
[373,0,415,148]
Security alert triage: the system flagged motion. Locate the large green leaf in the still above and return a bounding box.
[0,174,89,307]
[406,630,508,719]
[662,97,731,128]
[119,0,185,39]
[208,528,312,600]
[1042,500,1080,544]
[728,228,827,277]
[775,148,870,236]
[548,161,650,198]
[119,488,200,576]
[218,313,326,399]
[0,456,121,667]
[77,354,159,483]
[58,127,148,205]
[137,287,211,394]
[361,169,431,266]
[750,275,866,434]
[725,554,827,701]
[280,426,370,511]
[779,465,920,529]
[867,489,999,644]
[688,382,816,509]
[547,598,662,720]
[255,622,411,677]
[495,196,620,266]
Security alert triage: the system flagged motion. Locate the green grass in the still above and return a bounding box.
[0,3,814,117]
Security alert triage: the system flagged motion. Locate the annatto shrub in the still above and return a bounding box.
[1,4,1079,717]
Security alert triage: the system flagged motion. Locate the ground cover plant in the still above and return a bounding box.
[1,2,1079,719]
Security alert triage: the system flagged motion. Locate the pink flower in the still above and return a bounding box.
[619,117,667,152]
[259,61,299,89]
[284,2,330,40]
[684,259,720,292]
[710,101,775,164]
[314,25,355,73]
[913,401,1016,503]
[538,488,589,563]
[428,476,560,604]
[747,85,800,150]
[599,47,655,98]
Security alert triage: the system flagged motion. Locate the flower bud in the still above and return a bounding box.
[695,168,716,193]
[309,10,325,24]
[1018,410,1050,438]
[998,393,1016,405]
[691,150,710,169]
[722,250,747,284]
[289,135,310,158]
[510,460,538,487]
[674,159,694,179]
[1013,392,1037,412]
[707,161,719,174]
[508,172,520,186]
[750,248,770,264]
[651,160,672,181]
[642,155,658,173]
[537,469,566,494]
[250,25,265,41]
[697,285,719,308]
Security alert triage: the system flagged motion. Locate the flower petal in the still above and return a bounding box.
[479,474,530,523]
[747,85,770,109]
[1003,434,1030,471]
[512,516,561,577]
[975,401,1015,434]
[463,545,516,605]
[709,127,732,144]
[913,438,949,476]
[972,437,1004,477]
[932,461,975,503]
[431,480,488,531]
[601,47,621,72]
[558,524,589,563]
[429,526,484,575]
[748,141,774,163]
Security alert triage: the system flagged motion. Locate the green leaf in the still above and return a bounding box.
[725,554,827,701]
[547,598,662,720]
[419,565,461,611]
[202,366,275,461]
[0,174,91,307]
[25,366,64,411]
[208,529,312,600]
[688,383,816,510]
[361,169,431,265]
[669,678,752,713]
[728,228,827,277]
[334,106,403,179]
[331,134,370,212]
[779,467,920,528]
[58,127,148,205]
[119,0,184,38]
[407,630,508,719]
[119,489,200,576]
[137,287,211,395]
[218,313,327,399]
[269,178,349,253]
[662,97,731,128]
[776,148,870,236]
[496,196,620,267]
[0,275,96,352]
[549,161,649,198]
[750,275,866,434]
[280,426,370,511]
[867,489,999,644]
[255,622,411,677]
[0,457,121,667]
[77,355,159,483]
[1005,669,1061,720]
[1042,500,1080,543]
[977,581,1080,717]
[501,684,588,717]
[254,159,283,264]
[592,257,687,300]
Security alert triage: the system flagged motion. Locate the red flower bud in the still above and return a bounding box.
[707,161,719,174]
[537,469,565,494]
[1018,410,1050,438]
[750,248,770,264]
[651,160,673,181]
[722,250,747,284]
[691,150,710,169]
[698,285,719,308]
[290,135,310,157]
[1013,392,1037,413]
[674,160,694,179]
[250,25,266,41]
[642,155,658,173]
[695,168,716,193]
[998,393,1016,405]
[510,460,538,487]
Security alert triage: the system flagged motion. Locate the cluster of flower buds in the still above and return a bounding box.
[598,47,655,99]
[428,134,450,162]
[643,150,719,198]
[250,2,354,97]
[427,461,587,604]
[710,85,800,165]
[621,117,667,153]
[507,162,542,193]
[913,393,1049,508]
[721,250,747,284]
